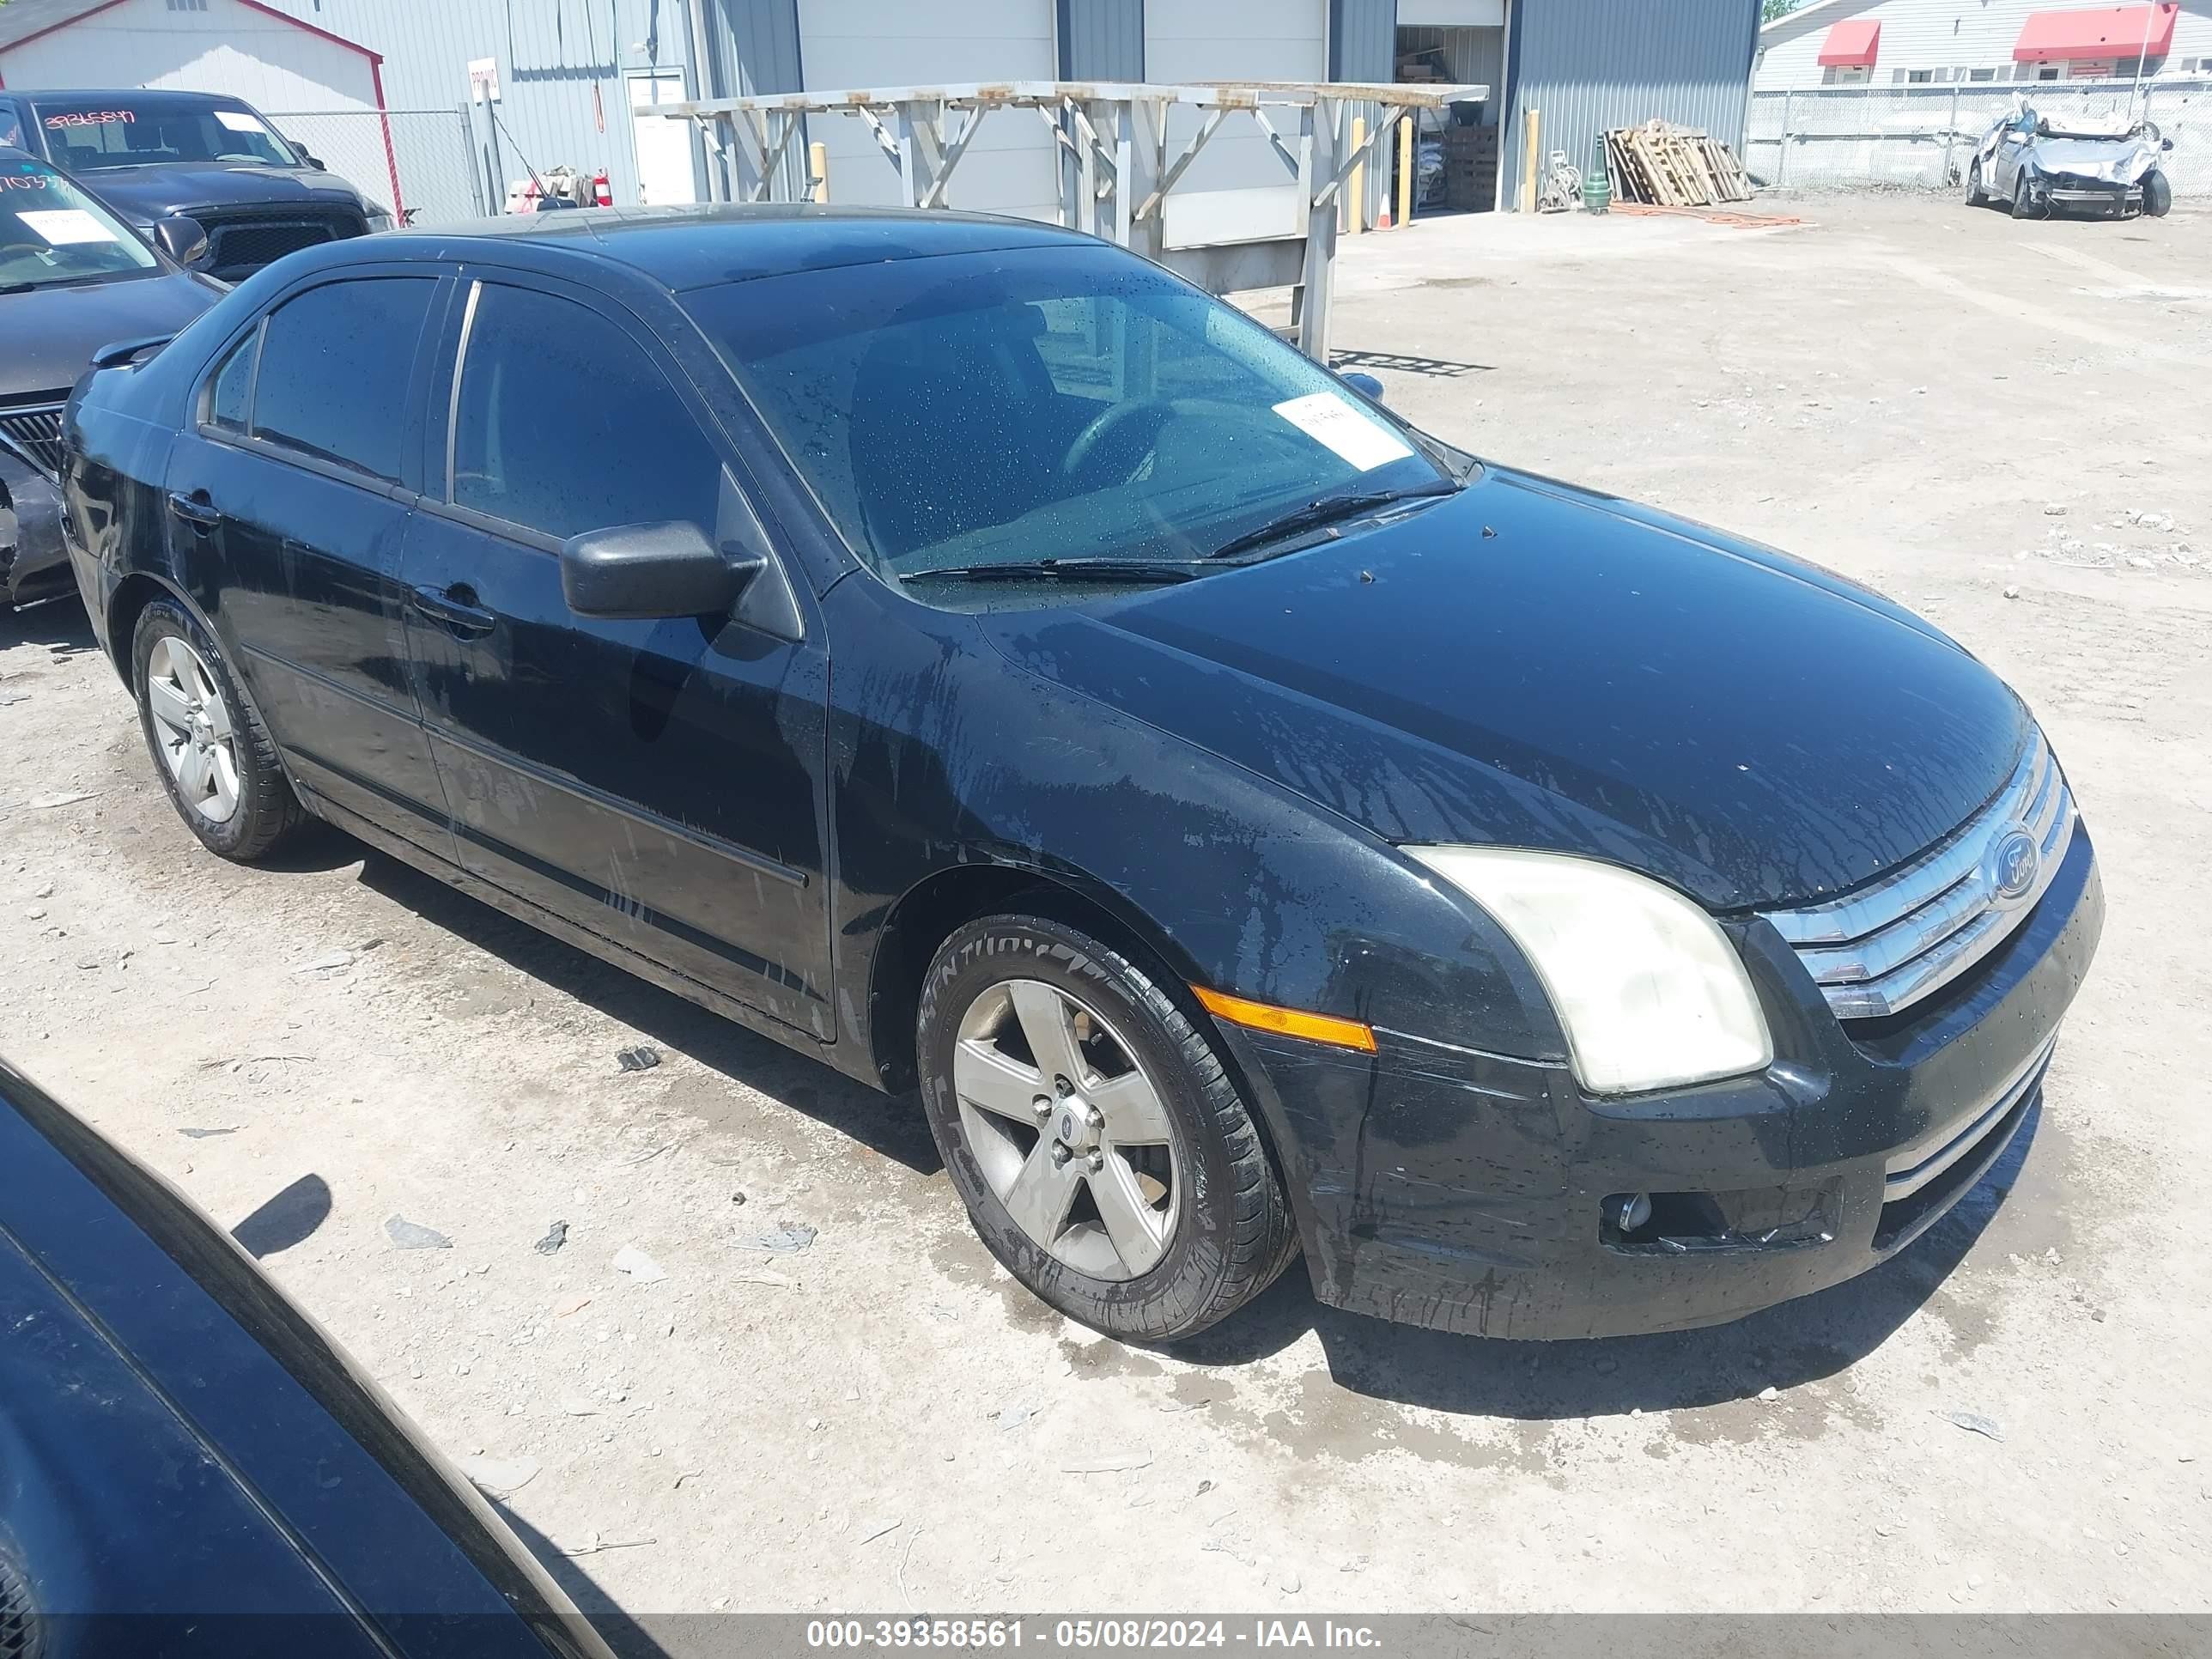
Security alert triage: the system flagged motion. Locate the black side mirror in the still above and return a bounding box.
[561,520,755,619]
[2162,137,2175,151]
[152,215,208,268]
[1340,370,1386,403]
[301,152,327,172]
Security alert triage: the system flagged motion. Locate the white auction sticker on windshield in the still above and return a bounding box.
[214,109,270,133]
[1272,392,1414,471]
[18,208,116,246]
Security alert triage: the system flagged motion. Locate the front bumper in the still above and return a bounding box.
[2031,174,2141,213]
[0,448,71,608]
[1226,823,2104,1340]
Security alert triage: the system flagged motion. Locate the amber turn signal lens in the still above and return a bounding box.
[1192,986,1377,1054]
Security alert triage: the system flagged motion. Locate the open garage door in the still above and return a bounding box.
[798,0,1060,221]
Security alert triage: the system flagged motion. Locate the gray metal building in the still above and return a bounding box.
[240,0,1761,218]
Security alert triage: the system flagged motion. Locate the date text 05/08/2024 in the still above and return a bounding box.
[804,1621,1384,1650]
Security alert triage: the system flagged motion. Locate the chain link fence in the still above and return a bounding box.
[262,108,484,227]
[1745,79,2212,196]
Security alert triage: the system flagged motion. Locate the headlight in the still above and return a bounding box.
[1404,847,1772,1097]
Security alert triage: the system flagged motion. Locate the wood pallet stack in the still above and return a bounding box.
[1602,121,1753,208]
[1440,125,1498,211]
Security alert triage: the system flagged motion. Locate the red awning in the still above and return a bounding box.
[1818,20,1882,69]
[2014,3,2178,63]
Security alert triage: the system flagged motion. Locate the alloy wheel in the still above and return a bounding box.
[951,978,1181,1279]
[144,635,242,823]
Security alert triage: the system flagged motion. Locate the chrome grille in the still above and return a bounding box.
[1761,732,2075,1021]
[0,400,67,483]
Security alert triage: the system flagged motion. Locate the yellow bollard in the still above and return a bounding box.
[1349,115,1365,234]
[810,140,829,204]
[1397,114,1413,228]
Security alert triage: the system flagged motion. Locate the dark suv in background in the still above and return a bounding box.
[0,88,386,283]
[2,149,217,608]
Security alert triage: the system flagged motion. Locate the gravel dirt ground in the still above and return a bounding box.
[2,193,2208,1638]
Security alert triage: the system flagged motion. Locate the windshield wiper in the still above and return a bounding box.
[900,557,1203,586]
[1205,480,1459,562]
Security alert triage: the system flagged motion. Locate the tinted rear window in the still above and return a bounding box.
[252,278,435,482]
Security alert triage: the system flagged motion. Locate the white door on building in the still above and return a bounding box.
[630,74,697,205]
[1147,0,1328,246]
[798,0,1060,221]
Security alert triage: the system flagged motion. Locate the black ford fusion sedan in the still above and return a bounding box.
[60,206,2102,1344]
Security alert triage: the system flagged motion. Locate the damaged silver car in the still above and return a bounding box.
[1966,103,2175,220]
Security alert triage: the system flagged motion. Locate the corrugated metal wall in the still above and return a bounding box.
[1500,0,1762,206]
[1060,0,1143,79]
[260,0,703,208]
[1328,0,1397,79]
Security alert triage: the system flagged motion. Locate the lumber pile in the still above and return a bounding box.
[1602,121,1753,208]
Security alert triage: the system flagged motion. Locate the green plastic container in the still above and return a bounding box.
[1583,136,1613,213]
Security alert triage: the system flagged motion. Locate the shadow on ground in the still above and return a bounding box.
[322,836,2024,1420]
[495,1503,673,1659]
[0,595,97,655]
[354,849,941,1176]
[1165,1100,2045,1419]
[1332,345,1495,379]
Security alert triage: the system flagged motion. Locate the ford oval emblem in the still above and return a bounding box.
[1985,824,2040,907]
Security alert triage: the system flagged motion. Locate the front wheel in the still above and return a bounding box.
[132,599,308,861]
[1966,158,1988,207]
[2011,173,2039,219]
[916,913,1298,1342]
[2142,168,2172,218]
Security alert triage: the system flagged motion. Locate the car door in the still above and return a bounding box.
[161,272,454,855]
[398,273,836,1040]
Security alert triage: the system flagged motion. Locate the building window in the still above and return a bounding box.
[1906,68,1936,83]
[1969,67,1997,82]
[1822,64,1870,87]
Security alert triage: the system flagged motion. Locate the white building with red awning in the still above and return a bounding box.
[1755,0,2211,91]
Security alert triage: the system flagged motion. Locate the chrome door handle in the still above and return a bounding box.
[167,490,221,531]
[409,582,496,638]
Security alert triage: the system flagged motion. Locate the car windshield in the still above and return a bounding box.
[683,242,1453,585]
[0,154,161,290]
[32,94,299,172]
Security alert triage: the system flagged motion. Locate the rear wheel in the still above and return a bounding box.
[916,913,1297,1342]
[2142,168,2172,218]
[132,599,307,862]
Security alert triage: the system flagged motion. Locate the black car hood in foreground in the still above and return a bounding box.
[75,161,366,225]
[0,1059,610,1656]
[983,466,2030,911]
[0,272,216,398]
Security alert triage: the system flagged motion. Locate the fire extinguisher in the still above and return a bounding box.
[592,169,612,207]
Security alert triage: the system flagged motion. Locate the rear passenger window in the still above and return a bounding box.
[452,284,721,542]
[206,330,256,433]
[252,277,434,482]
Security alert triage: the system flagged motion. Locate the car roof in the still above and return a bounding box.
[380,203,1100,291]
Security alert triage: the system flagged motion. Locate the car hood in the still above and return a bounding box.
[2027,136,2161,179]
[0,271,216,400]
[979,466,2031,911]
[76,162,366,223]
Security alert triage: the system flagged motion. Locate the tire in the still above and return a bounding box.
[916,913,1298,1343]
[2010,173,2037,220]
[2142,168,2172,218]
[1966,158,1987,207]
[131,598,308,862]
